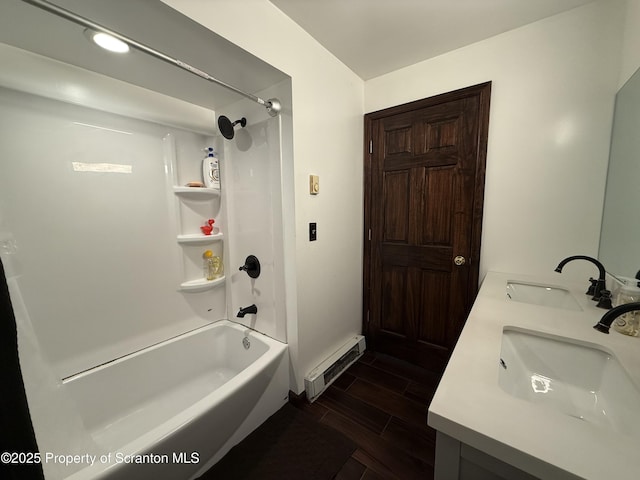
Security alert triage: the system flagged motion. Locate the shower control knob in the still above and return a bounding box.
[453,255,466,266]
[239,255,261,278]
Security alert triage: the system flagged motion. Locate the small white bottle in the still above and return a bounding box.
[202,147,220,190]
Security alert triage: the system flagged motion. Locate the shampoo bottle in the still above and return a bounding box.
[202,147,220,190]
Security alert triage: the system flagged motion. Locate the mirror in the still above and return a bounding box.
[599,66,640,279]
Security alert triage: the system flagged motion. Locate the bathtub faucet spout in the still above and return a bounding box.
[237,304,257,318]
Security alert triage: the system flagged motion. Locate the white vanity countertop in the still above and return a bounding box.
[428,271,640,480]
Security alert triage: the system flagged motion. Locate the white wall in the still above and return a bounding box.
[365,0,624,284]
[163,0,365,392]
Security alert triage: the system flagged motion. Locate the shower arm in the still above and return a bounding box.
[21,0,281,117]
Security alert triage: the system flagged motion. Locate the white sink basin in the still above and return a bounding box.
[498,327,640,439]
[506,281,582,311]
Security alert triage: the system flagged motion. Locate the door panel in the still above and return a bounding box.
[419,270,450,345]
[385,124,413,156]
[422,167,454,244]
[364,83,491,372]
[382,171,410,243]
[381,266,407,334]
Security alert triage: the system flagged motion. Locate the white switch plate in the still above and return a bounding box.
[309,175,319,195]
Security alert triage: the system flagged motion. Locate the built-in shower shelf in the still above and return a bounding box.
[177,233,223,244]
[173,186,220,198]
[179,276,225,292]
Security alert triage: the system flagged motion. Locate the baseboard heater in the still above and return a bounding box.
[304,335,366,403]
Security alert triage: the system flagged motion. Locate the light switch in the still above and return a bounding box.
[309,222,317,241]
[309,175,319,195]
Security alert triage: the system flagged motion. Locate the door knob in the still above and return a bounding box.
[453,255,466,266]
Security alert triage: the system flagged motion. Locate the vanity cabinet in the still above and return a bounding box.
[435,432,537,480]
[428,271,640,480]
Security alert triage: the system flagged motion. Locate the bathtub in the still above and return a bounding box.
[43,320,288,480]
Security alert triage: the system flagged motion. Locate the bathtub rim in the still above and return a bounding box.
[62,319,273,384]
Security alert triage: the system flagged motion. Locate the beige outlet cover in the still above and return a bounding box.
[310,175,319,194]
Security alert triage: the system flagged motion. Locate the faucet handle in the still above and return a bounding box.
[239,255,261,279]
[596,290,613,309]
[586,277,598,296]
[591,279,607,301]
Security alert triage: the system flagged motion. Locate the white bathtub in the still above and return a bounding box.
[45,320,288,480]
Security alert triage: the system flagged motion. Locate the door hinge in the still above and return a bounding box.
[369,140,372,154]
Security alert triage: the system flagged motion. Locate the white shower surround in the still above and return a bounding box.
[0,83,225,379]
[0,42,292,479]
[222,92,289,344]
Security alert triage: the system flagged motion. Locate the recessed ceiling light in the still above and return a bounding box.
[85,29,129,53]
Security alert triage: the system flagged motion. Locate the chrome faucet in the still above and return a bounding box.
[593,302,640,333]
[554,255,607,302]
[237,304,257,318]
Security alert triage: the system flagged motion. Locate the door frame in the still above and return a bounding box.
[362,82,491,341]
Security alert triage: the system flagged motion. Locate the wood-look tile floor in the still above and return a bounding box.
[292,351,443,480]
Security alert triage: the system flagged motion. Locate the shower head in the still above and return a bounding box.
[218,116,246,140]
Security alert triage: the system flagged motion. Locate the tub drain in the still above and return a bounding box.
[242,336,250,350]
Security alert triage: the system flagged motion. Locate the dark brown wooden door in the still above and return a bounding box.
[363,83,491,372]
